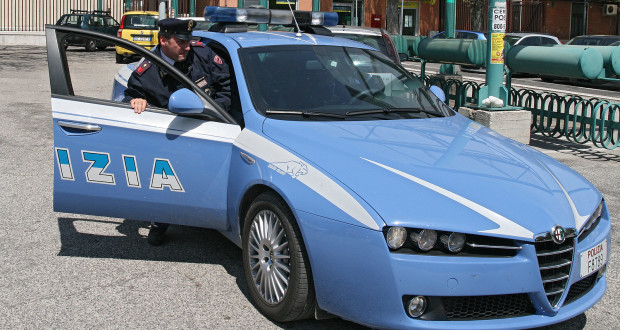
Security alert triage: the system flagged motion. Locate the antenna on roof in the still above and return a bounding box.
[285,0,302,37]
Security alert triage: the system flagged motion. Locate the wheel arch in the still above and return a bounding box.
[238,183,318,320]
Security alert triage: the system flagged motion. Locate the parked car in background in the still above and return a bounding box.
[327,25,401,64]
[115,11,159,63]
[566,35,620,46]
[432,30,486,40]
[504,33,561,46]
[55,9,119,51]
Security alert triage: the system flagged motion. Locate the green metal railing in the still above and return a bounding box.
[415,75,620,149]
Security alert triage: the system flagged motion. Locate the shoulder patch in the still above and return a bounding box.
[135,60,152,76]
[190,40,205,47]
[213,55,223,65]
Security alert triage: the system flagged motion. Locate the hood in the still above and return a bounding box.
[262,115,601,241]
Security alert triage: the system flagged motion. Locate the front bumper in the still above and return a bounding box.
[297,210,610,329]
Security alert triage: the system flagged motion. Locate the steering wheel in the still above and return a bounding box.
[347,90,373,105]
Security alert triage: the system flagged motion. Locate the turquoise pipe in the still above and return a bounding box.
[506,45,604,80]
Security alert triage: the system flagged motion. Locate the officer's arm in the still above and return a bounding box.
[208,54,232,112]
[123,73,149,114]
[193,45,232,112]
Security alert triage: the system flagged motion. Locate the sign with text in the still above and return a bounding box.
[491,33,505,64]
[491,3,507,31]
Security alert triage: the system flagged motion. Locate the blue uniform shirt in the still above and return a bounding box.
[123,41,232,112]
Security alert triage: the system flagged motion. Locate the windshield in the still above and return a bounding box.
[124,15,158,29]
[567,36,620,46]
[332,34,388,57]
[240,45,450,121]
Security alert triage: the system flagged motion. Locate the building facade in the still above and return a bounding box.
[0,0,618,41]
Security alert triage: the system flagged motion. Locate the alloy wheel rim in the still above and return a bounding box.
[248,209,291,305]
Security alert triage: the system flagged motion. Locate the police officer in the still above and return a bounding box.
[123,18,232,246]
[123,18,232,113]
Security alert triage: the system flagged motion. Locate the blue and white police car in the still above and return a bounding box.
[46,6,610,329]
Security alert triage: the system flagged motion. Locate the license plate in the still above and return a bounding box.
[133,36,151,42]
[580,239,607,278]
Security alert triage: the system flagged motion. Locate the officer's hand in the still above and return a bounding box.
[130,98,148,114]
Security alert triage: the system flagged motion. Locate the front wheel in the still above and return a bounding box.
[242,192,314,322]
[115,53,124,64]
[85,40,97,52]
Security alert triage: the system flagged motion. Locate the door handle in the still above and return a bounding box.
[57,120,102,133]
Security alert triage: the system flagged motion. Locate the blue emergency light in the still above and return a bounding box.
[204,6,338,27]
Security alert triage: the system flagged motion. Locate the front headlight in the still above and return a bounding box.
[386,226,407,249]
[441,232,466,253]
[410,229,437,251]
[578,200,605,241]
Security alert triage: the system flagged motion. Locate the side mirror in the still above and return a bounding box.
[168,88,204,114]
[429,85,446,103]
[398,53,410,62]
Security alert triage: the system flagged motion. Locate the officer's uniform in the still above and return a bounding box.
[124,18,233,246]
[123,19,232,112]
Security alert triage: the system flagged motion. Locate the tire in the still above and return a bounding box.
[540,77,554,83]
[115,53,124,64]
[85,40,97,52]
[242,192,315,322]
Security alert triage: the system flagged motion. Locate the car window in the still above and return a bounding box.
[61,15,83,27]
[124,14,159,29]
[89,16,105,27]
[240,45,448,120]
[105,17,119,27]
[194,21,211,30]
[518,36,541,46]
[504,35,521,46]
[540,37,558,45]
[61,31,188,111]
[463,32,479,40]
[568,37,598,46]
[601,38,620,46]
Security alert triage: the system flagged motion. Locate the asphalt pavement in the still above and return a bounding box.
[0,45,618,329]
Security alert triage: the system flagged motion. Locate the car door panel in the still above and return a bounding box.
[52,97,240,230]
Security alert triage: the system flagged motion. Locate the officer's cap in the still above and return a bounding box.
[158,18,195,40]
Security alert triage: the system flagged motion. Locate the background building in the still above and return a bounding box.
[0,0,618,42]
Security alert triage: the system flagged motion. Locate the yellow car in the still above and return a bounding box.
[115,11,160,63]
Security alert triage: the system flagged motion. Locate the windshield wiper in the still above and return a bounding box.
[266,109,346,119]
[346,107,443,117]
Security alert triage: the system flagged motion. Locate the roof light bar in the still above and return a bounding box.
[204,6,338,27]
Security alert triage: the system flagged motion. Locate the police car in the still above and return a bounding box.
[46,6,610,329]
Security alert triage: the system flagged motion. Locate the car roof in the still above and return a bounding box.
[505,32,555,37]
[326,26,383,36]
[574,35,620,38]
[179,16,205,21]
[123,11,159,15]
[194,30,375,49]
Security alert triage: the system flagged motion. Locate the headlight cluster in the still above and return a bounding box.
[385,226,467,254]
[578,200,604,241]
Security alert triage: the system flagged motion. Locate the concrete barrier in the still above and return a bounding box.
[0,31,46,45]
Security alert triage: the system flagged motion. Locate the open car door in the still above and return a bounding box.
[46,25,240,230]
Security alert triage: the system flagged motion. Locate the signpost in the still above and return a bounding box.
[478,0,508,108]
[440,0,456,74]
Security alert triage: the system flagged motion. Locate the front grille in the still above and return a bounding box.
[535,237,574,307]
[441,294,535,320]
[564,272,598,305]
